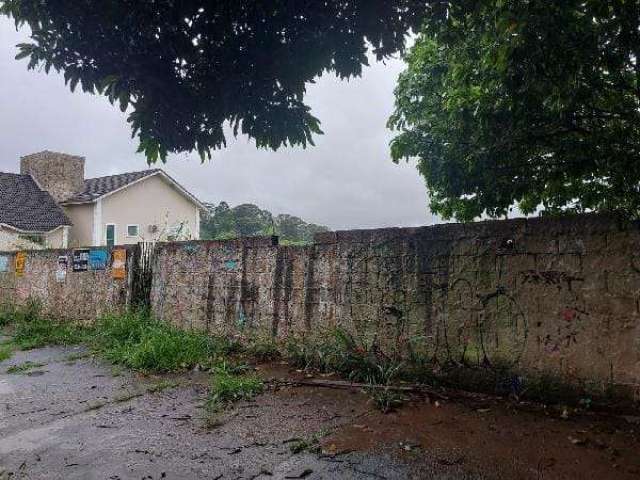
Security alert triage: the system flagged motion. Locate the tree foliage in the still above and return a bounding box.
[389,1,640,221]
[200,202,328,244]
[0,0,430,162]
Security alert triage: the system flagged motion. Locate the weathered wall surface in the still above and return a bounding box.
[151,215,640,397]
[0,246,135,322]
[0,226,67,251]
[2,215,639,398]
[20,150,85,203]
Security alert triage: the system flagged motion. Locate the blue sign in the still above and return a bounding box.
[0,256,8,273]
[89,249,109,270]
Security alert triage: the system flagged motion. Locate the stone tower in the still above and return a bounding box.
[20,151,85,203]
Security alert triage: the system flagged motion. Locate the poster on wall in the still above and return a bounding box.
[56,256,68,282]
[89,249,108,271]
[112,249,127,279]
[72,249,90,272]
[15,252,26,276]
[0,255,9,273]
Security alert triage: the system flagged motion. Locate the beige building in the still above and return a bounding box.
[0,151,203,251]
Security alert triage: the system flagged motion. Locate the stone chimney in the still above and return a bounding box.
[20,151,85,202]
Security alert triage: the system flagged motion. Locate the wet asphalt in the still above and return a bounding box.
[0,340,477,480]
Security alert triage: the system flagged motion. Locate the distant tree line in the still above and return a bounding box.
[200,202,329,245]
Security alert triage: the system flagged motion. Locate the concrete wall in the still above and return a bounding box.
[0,246,135,322]
[150,215,640,397]
[101,174,200,245]
[2,215,639,399]
[0,226,67,251]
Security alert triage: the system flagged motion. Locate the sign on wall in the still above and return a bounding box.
[56,255,68,282]
[89,249,108,271]
[72,249,90,272]
[15,252,26,276]
[112,249,127,279]
[0,255,9,273]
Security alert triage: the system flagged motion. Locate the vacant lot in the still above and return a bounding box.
[1,339,639,479]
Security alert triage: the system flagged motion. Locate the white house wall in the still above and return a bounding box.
[100,174,199,245]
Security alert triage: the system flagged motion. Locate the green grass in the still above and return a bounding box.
[205,362,263,427]
[64,352,91,362]
[285,329,402,384]
[90,312,218,372]
[6,361,45,374]
[0,344,13,362]
[2,305,241,373]
[245,335,281,362]
[12,317,86,350]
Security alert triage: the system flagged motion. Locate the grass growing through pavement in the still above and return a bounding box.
[6,361,45,374]
[204,362,263,428]
[1,303,265,423]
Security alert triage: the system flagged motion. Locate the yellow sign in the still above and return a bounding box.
[112,249,127,279]
[15,252,26,276]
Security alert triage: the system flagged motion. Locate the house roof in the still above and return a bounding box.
[64,169,161,203]
[0,173,72,232]
[63,168,205,209]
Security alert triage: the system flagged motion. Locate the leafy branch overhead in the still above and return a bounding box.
[0,0,430,162]
[389,1,640,221]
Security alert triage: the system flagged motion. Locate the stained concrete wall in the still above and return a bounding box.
[1,215,639,398]
[150,215,640,397]
[0,246,135,322]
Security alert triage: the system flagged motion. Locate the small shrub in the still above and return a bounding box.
[286,329,402,383]
[366,386,406,414]
[246,335,280,362]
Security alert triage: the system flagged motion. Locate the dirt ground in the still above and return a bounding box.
[1,341,639,480]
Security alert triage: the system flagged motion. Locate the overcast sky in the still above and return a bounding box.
[0,18,436,231]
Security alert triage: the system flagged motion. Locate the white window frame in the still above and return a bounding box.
[126,224,140,238]
[105,223,117,247]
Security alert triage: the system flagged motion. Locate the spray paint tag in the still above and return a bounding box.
[224,259,238,270]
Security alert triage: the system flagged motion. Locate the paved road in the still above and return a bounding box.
[1,341,639,479]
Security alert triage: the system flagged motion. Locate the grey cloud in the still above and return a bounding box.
[0,18,435,230]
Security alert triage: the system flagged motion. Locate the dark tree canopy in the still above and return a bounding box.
[1,0,430,162]
[389,1,640,221]
[200,202,328,244]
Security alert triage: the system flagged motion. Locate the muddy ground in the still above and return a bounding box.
[1,342,639,479]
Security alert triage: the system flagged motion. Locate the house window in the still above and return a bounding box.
[105,224,116,248]
[126,224,140,238]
